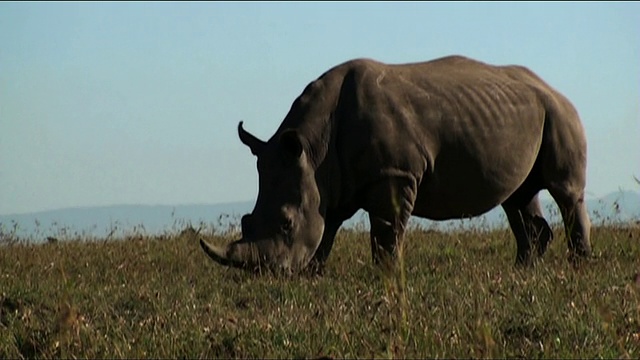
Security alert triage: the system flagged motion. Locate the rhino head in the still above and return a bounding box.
[200,121,325,272]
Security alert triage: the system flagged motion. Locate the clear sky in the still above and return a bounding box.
[1,2,639,215]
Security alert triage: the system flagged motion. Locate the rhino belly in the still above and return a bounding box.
[412,138,540,220]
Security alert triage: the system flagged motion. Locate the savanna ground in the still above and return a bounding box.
[1,219,639,359]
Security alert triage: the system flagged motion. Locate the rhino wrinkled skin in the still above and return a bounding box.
[201,55,591,273]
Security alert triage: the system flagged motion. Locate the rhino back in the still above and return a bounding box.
[334,56,554,219]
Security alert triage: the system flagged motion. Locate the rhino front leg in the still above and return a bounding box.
[307,215,345,274]
[365,176,417,269]
[370,216,399,266]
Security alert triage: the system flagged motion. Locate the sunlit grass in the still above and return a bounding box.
[1,222,639,358]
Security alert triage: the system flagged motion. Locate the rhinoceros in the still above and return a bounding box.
[201,55,591,273]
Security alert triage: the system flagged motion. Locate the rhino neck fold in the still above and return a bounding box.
[273,67,350,171]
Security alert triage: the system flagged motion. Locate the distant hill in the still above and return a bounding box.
[1,191,638,242]
[0,202,254,241]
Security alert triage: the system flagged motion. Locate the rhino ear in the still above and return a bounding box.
[238,121,266,156]
[279,129,303,159]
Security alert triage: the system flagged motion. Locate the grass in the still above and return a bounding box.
[0,224,639,358]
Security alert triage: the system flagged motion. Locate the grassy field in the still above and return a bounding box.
[1,223,639,359]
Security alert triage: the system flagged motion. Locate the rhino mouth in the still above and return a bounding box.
[200,234,315,273]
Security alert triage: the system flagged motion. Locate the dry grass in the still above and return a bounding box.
[0,224,639,358]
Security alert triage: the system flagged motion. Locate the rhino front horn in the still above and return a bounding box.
[200,239,235,267]
[200,238,253,269]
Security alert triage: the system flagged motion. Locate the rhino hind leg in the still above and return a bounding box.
[548,186,592,263]
[531,215,553,257]
[503,194,553,266]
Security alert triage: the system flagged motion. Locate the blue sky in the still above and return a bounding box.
[1,2,638,215]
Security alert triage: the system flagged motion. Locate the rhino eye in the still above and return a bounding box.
[280,219,293,234]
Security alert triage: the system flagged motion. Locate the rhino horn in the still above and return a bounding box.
[200,239,231,265]
[238,121,266,156]
[200,238,255,269]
